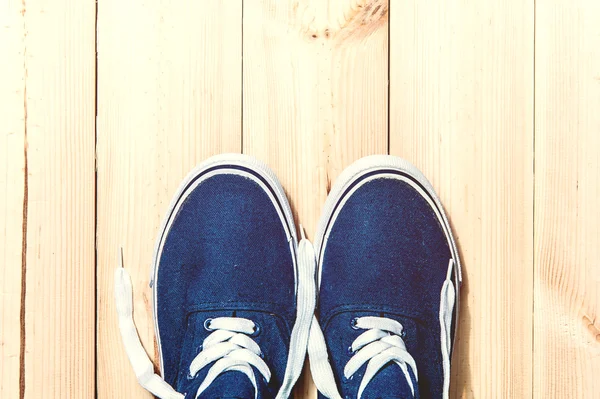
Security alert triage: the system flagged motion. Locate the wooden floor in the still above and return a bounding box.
[1,0,599,397]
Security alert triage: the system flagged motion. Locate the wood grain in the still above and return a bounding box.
[17,0,97,397]
[242,1,389,395]
[95,1,242,397]
[534,1,600,397]
[0,0,26,397]
[389,0,534,397]
[243,0,389,237]
[1,0,599,396]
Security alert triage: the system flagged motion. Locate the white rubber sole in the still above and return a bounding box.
[149,153,305,397]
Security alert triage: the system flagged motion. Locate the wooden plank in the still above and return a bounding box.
[242,0,388,395]
[534,1,600,397]
[389,0,534,397]
[19,0,96,397]
[0,0,26,397]
[96,1,242,397]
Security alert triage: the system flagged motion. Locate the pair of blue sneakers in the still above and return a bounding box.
[115,154,461,399]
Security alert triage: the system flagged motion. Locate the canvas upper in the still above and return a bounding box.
[308,156,461,399]
[115,155,314,399]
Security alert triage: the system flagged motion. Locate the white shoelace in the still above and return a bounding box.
[439,259,456,399]
[347,317,418,399]
[189,317,270,398]
[114,265,184,399]
[307,315,417,399]
[114,232,316,399]
[308,259,457,399]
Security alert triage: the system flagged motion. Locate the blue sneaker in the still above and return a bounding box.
[307,156,462,399]
[115,154,316,399]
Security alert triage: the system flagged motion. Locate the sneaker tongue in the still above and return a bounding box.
[184,372,256,399]
[359,363,419,399]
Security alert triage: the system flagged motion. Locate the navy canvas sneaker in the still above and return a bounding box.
[307,156,462,399]
[115,154,316,399]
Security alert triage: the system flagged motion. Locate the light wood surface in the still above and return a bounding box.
[389,0,535,397]
[243,0,388,238]
[534,1,600,397]
[22,0,97,396]
[0,0,599,397]
[95,1,242,397]
[0,1,26,397]
[0,0,97,397]
[243,2,388,395]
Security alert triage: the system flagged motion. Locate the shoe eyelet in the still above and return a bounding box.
[401,330,407,338]
[203,318,214,331]
[346,345,354,356]
[350,317,360,330]
[251,322,261,337]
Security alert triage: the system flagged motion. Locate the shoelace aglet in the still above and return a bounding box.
[119,247,125,268]
[299,225,306,241]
